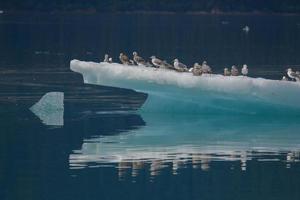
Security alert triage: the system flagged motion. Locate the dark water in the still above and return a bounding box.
[1,13,300,200]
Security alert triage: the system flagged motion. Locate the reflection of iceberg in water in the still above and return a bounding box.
[30,92,64,126]
[70,60,300,115]
[70,113,300,177]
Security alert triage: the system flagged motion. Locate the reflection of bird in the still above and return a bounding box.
[133,51,146,66]
[287,68,300,82]
[201,61,212,74]
[224,68,231,76]
[119,53,130,65]
[150,56,163,68]
[241,64,248,76]
[231,65,239,76]
[173,59,188,72]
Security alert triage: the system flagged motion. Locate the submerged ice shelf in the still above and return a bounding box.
[70,60,300,114]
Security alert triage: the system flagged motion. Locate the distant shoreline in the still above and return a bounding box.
[1,10,300,16]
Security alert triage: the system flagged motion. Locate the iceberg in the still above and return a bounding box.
[70,60,300,114]
[30,92,64,126]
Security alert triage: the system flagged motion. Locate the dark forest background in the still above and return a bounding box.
[1,0,300,14]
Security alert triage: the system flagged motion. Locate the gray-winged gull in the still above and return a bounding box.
[103,54,109,62]
[241,64,248,76]
[133,51,146,66]
[103,54,112,63]
[173,59,188,72]
[192,63,202,76]
[150,56,164,68]
[224,68,231,76]
[201,61,212,74]
[119,53,131,65]
[287,68,300,82]
[231,65,239,76]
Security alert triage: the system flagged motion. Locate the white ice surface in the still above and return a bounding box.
[70,60,300,114]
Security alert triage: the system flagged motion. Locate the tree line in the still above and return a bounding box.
[1,0,300,13]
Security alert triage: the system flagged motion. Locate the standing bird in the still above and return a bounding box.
[201,61,212,74]
[241,64,248,76]
[133,52,146,66]
[150,56,164,68]
[103,54,109,62]
[231,65,239,76]
[224,68,231,76]
[192,63,202,76]
[119,53,131,65]
[287,68,300,82]
[173,59,188,72]
[103,54,112,63]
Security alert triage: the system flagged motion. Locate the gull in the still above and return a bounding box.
[173,59,188,72]
[103,54,109,62]
[193,62,202,70]
[224,68,231,76]
[201,61,212,74]
[119,53,131,65]
[150,56,164,68]
[133,51,146,66]
[231,65,239,76]
[287,68,300,82]
[103,54,112,63]
[241,64,248,76]
[192,63,202,76]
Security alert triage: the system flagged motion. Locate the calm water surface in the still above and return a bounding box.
[1,13,300,200]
